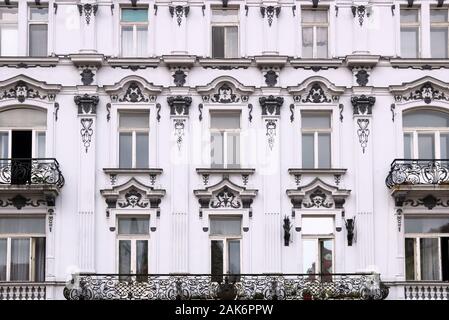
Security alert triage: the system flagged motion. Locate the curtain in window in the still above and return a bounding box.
[29,24,48,57]
[119,240,131,281]
[227,133,240,168]
[228,240,240,282]
[10,239,30,281]
[316,27,328,58]
[119,133,132,168]
[0,239,6,281]
[302,27,313,58]
[136,27,147,57]
[420,238,439,280]
[210,218,241,236]
[118,217,149,235]
[225,27,238,58]
[121,27,133,56]
[0,25,18,56]
[431,28,448,58]
[136,133,149,168]
[211,240,224,282]
[34,238,46,282]
[136,240,148,281]
[211,133,224,167]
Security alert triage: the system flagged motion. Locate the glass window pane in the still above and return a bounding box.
[302,10,327,23]
[320,239,333,275]
[227,133,240,168]
[431,28,448,58]
[119,112,149,129]
[34,237,45,282]
[210,217,241,236]
[302,133,314,168]
[118,217,149,235]
[418,134,435,158]
[401,9,419,23]
[0,7,18,20]
[0,217,45,234]
[0,25,18,56]
[211,240,223,282]
[136,27,147,57]
[210,112,240,129]
[136,132,149,168]
[228,240,240,278]
[403,110,449,128]
[10,239,30,281]
[29,7,48,20]
[316,27,328,58]
[211,9,239,23]
[441,133,449,159]
[121,9,148,22]
[225,26,238,58]
[302,239,317,274]
[212,27,225,58]
[318,133,331,168]
[404,133,412,158]
[401,27,419,58]
[136,240,148,275]
[119,240,131,275]
[420,238,440,281]
[302,112,331,129]
[119,133,132,168]
[0,132,8,158]
[430,9,448,23]
[121,26,133,56]
[405,217,449,234]
[0,108,47,128]
[405,238,416,280]
[302,27,313,58]
[302,217,334,235]
[442,237,449,281]
[29,24,47,56]
[211,132,224,167]
[0,238,6,280]
[37,132,46,158]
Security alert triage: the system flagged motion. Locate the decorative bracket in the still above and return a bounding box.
[169,5,190,26]
[77,3,98,25]
[260,6,281,27]
[351,5,369,26]
[167,96,192,116]
[259,95,284,116]
[351,95,375,115]
[74,94,99,115]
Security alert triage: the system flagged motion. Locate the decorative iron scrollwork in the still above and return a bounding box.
[386,159,449,188]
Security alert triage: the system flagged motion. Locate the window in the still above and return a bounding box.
[404,217,449,281]
[403,110,449,159]
[301,111,331,168]
[301,9,329,59]
[0,217,46,282]
[0,6,18,56]
[118,111,149,168]
[211,8,239,58]
[400,8,420,58]
[120,8,148,57]
[210,111,240,168]
[117,217,149,280]
[28,6,48,56]
[209,216,241,282]
[430,8,449,58]
[301,217,334,277]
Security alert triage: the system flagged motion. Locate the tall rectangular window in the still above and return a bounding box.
[211,8,239,58]
[301,111,331,168]
[301,9,329,58]
[430,8,449,58]
[0,6,18,56]
[121,8,148,57]
[119,111,149,168]
[400,8,420,58]
[28,6,48,56]
[210,111,240,168]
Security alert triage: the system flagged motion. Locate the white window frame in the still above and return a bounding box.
[301,111,332,168]
[301,7,329,59]
[209,111,241,168]
[120,6,149,57]
[210,7,240,59]
[0,5,18,56]
[400,6,421,58]
[430,7,449,58]
[27,5,48,57]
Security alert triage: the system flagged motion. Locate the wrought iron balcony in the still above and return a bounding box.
[63,273,389,300]
[386,159,449,189]
[0,158,64,188]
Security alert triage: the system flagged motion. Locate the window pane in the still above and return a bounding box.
[318,133,331,168]
[227,133,240,168]
[316,27,328,58]
[430,9,448,23]
[302,133,314,168]
[0,108,47,128]
[302,27,313,58]
[228,240,240,278]
[211,240,223,282]
[210,217,241,236]
[119,240,131,275]
[441,133,449,159]
[225,26,238,58]
[34,237,45,282]
[420,238,440,281]
[431,28,448,58]
[442,237,449,281]
[404,133,412,158]
[320,239,333,275]
[119,133,132,168]
[302,217,334,235]
[29,24,48,56]
[405,238,416,281]
[0,132,8,158]
[136,132,149,168]
[418,134,435,158]
[29,7,48,20]
[212,27,225,58]
[0,217,45,234]
[401,27,419,58]
[119,112,149,129]
[121,9,148,22]
[0,25,18,56]
[403,110,449,127]
[302,240,317,274]
[37,132,46,158]
[121,26,133,56]
[136,27,147,57]
[136,240,148,275]
[405,217,449,234]
[302,112,331,129]
[211,9,239,23]
[0,238,6,281]
[10,239,30,281]
[210,112,240,129]
[302,10,328,23]
[0,7,18,20]
[118,217,149,235]
[401,9,419,23]
[211,132,224,167]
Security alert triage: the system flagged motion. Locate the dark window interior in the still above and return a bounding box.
[11,131,32,185]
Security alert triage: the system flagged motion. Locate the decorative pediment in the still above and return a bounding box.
[287,76,345,103]
[0,75,61,103]
[390,76,449,104]
[104,76,163,103]
[287,178,350,209]
[196,76,255,103]
[100,178,166,215]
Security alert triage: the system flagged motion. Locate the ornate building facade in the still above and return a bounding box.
[0,0,448,300]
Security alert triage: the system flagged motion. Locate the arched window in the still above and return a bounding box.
[403,109,449,159]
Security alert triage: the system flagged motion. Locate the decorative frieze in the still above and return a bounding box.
[301,83,332,103]
[0,81,50,103]
[0,194,46,210]
[394,82,449,104]
[117,82,150,103]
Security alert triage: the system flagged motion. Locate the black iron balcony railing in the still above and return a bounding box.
[0,158,64,188]
[63,273,389,300]
[386,159,449,188]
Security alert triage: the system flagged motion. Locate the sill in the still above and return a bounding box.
[0,56,59,68]
[289,58,343,70]
[103,168,163,175]
[345,54,381,68]
[254,55,288,68]
[389,58,449,70]
[106,57,160,70]
[288,168,347,175]
[198,57,252,69]
[69,53,104,67]
[196,168,255,175]
[162,55,196,68]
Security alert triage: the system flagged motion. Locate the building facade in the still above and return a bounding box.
[0,0,448,300]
